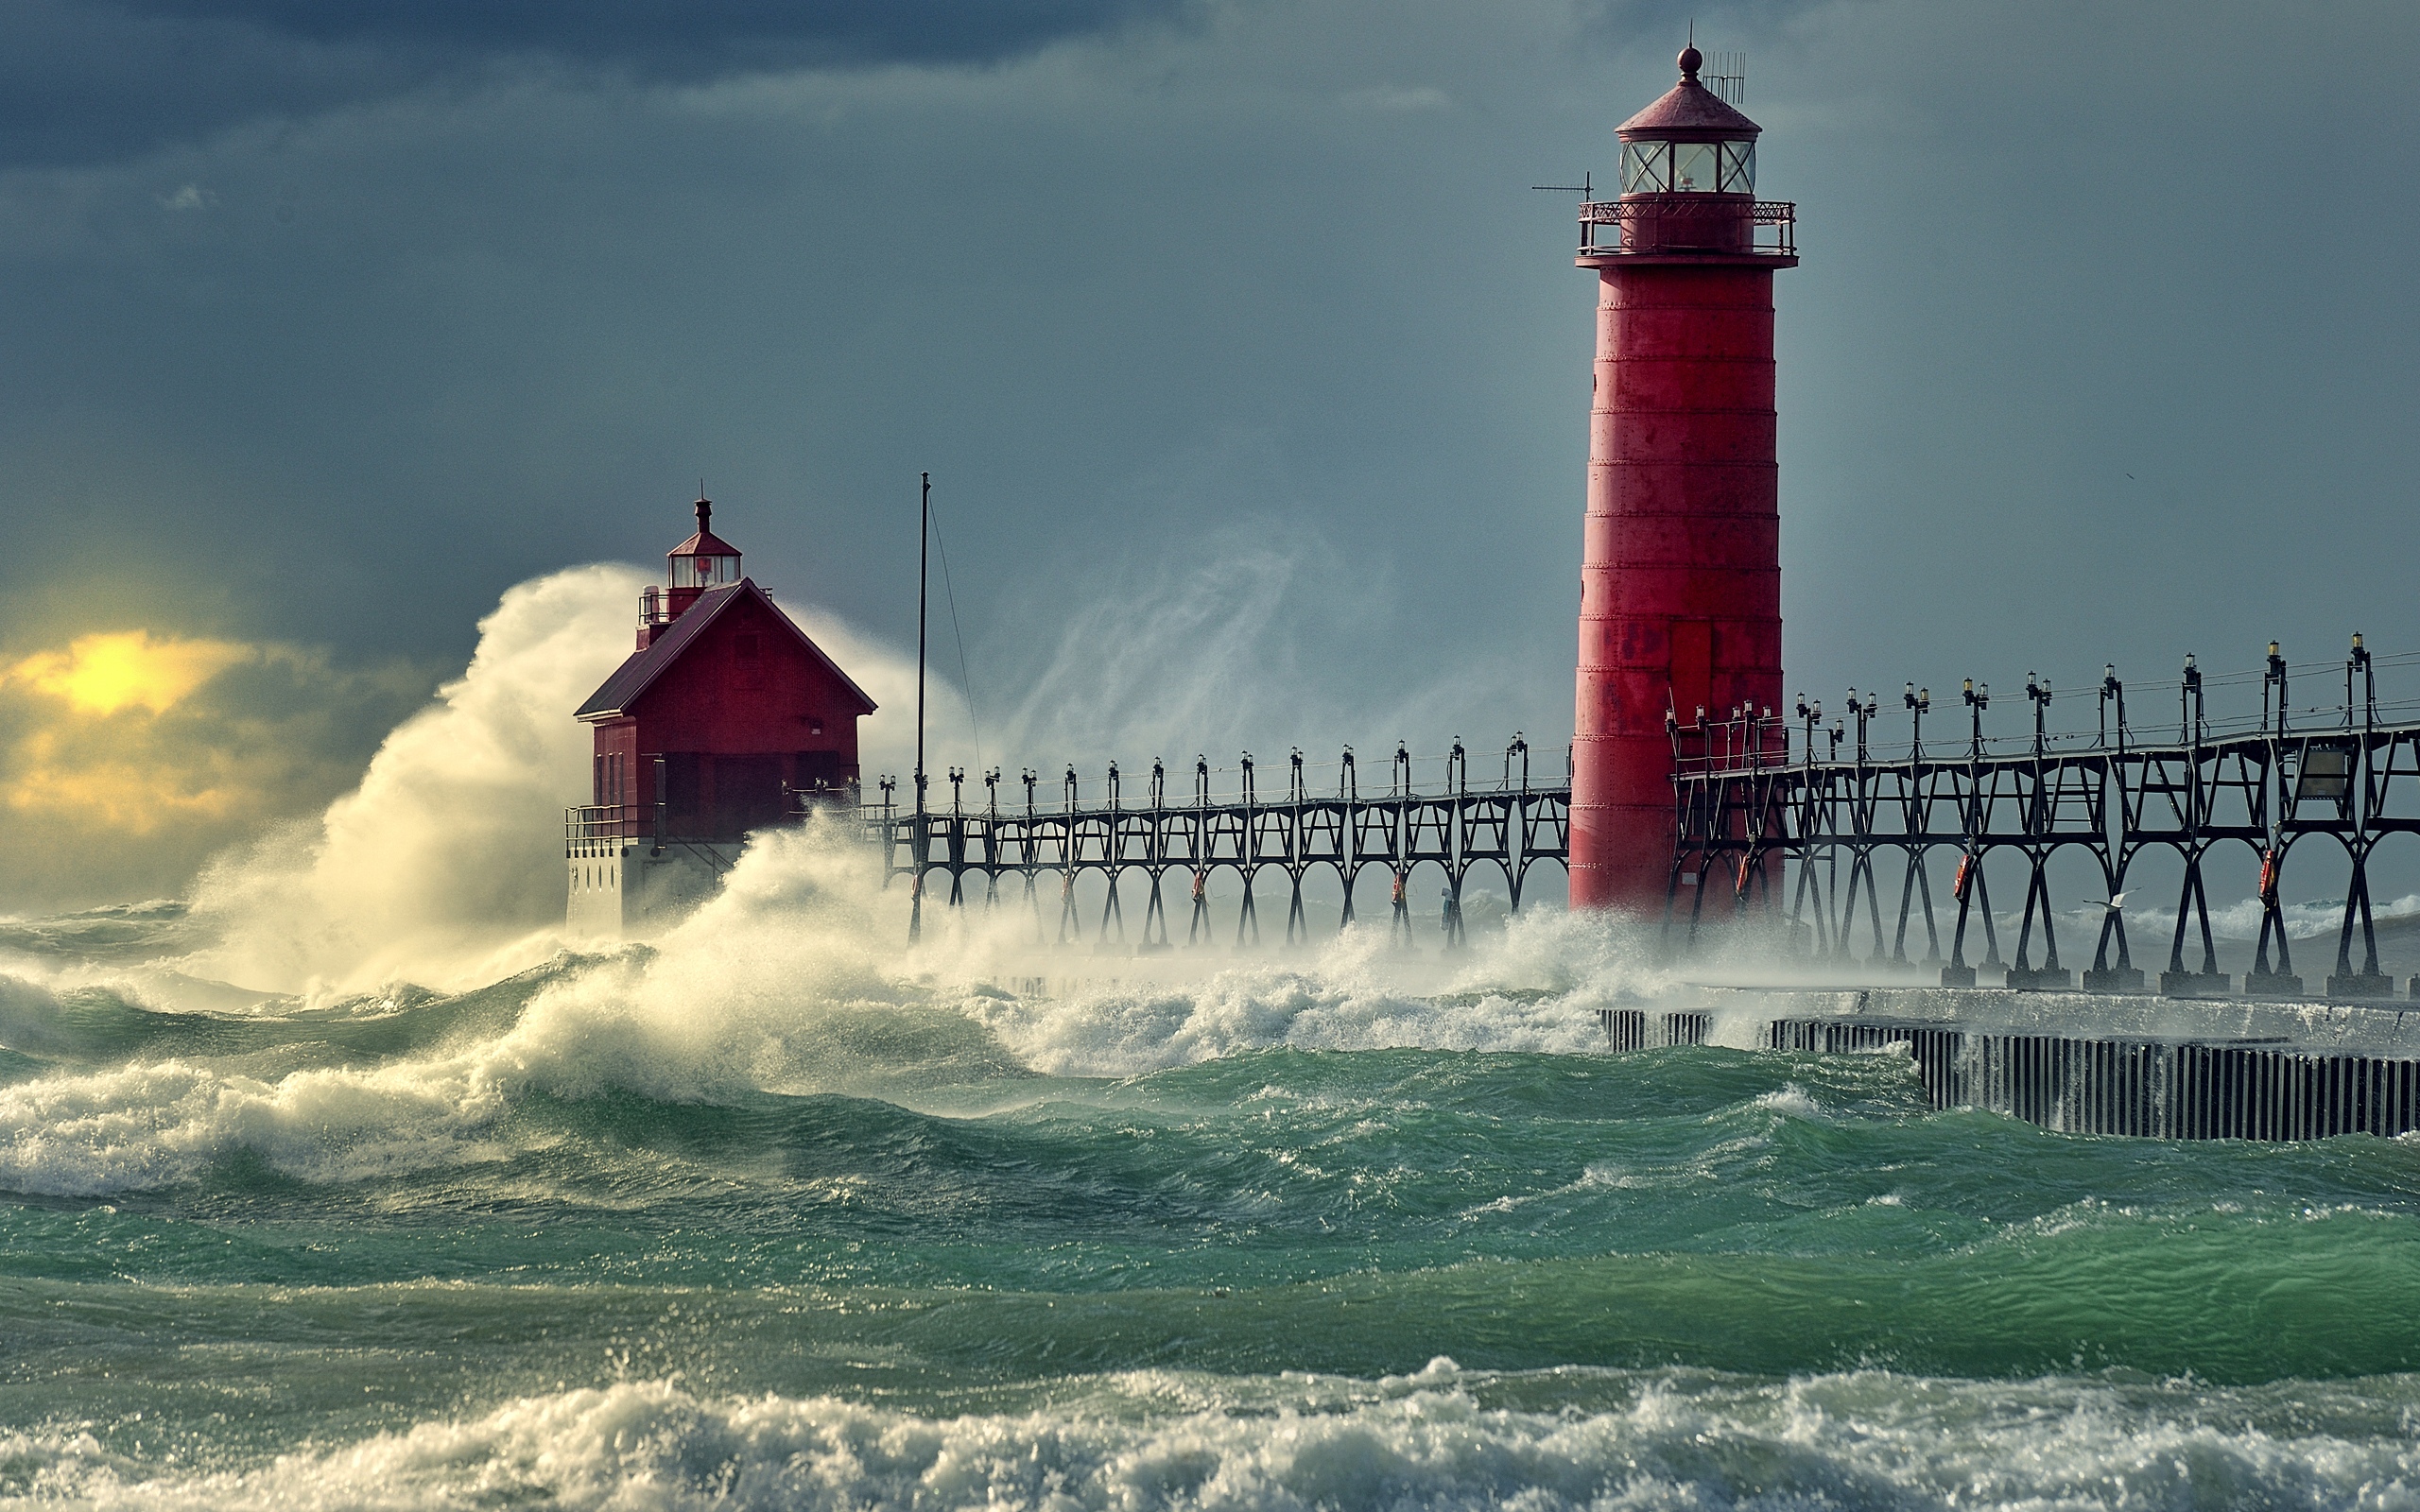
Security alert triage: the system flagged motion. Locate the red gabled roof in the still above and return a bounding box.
[575,578,878,722]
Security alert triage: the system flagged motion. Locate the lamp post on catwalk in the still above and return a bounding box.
[1566,45,1797,911]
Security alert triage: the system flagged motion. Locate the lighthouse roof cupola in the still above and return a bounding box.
[1616,47,1760,196]
[671,494,740,587]
[659,493,741,624]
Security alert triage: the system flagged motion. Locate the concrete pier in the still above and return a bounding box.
[565,839,734,939]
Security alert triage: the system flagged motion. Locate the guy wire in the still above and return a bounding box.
[927,493,984,776]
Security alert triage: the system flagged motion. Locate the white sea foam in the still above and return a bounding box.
[11,1368,2420,1511]
[0,1055,515,1194]
[0,820,905,1193]
[1751,1084,1822,1120]
[0,837,1690,1194]
[881,886,1684,1075]
[950,941,1622,1078]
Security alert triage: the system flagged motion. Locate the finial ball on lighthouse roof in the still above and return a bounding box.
[1616,42,1761,150]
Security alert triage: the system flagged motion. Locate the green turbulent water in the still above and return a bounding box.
[5,902,2420,1508]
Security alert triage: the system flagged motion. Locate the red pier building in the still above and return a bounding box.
[1568,48,1796,911]
[566,497,875,935]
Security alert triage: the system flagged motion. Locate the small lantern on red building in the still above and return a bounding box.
[663,494,745,621]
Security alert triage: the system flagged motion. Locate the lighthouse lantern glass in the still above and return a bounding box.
[672,554,739,590]
[1619,141,1668,192]
[1620,140,1754,195]
[1719,142,1754,192]
[1671,143,1719,192]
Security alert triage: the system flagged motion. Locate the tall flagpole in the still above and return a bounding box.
[910,472,930,942]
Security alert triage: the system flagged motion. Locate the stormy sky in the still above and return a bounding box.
[4,0,2418,911]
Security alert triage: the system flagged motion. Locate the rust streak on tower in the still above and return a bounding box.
[1569,46,1796,911]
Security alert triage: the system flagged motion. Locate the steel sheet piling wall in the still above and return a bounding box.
[1762,1017,2420,1141]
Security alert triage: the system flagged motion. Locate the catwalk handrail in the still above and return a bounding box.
[847,739,1571,947]
[1669,644,2420,994]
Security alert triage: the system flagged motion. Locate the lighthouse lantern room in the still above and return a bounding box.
[567,496,877,936]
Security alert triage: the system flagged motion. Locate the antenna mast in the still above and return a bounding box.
[1706,51,1746,104]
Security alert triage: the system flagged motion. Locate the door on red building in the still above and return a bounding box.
[715,755,786,836]
[794,750,842,793]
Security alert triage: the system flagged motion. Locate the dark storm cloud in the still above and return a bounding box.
[0,0,1192,165]
[116,0,1188,66]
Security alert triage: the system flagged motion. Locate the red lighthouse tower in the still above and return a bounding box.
[1568,48,1796,911]
[566,496,877,936]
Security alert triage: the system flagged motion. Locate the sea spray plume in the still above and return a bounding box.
[777,601,977,793]
[175,565,964,999]
[182,564,650,996]
[970,528,1565,853]
[493,819,1035,1104]
[983,529,1413,769]
[1442,904,1682,1007]
[997,543,1305,763]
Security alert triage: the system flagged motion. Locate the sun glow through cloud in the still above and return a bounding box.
[9,630,250,715]
[3,738,245,829]
[0,626,425,866]
[0,630,261,833]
